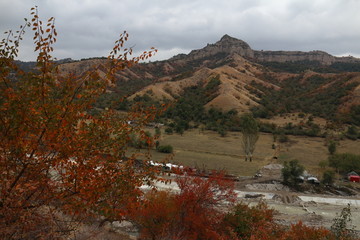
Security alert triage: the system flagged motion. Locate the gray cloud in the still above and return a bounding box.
[1,0,360,61]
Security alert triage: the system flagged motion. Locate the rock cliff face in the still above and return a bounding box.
[173,34,359,65]
[254,50,336,65]
[183,34,255,60]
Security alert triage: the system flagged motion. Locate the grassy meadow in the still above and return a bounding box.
[145,128,360,177]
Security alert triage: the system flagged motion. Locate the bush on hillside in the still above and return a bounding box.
[282,160,305,188]
[156,145,173,153]
[328,153,360,174]
[322,170,335,186]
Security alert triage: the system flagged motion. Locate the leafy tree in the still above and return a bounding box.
[328,153,360,174]
[164,127,173,134]
[282,160,305,188]
[222,202,282,239]
[328,140,337,155]
[222,202,336,240]
[328,154,342,174]
[218,127,227,137]
[345,125,359,140]
[239,113,259,161]
[322,170,335,186]
[250,73,358,124]
[175,125,185,135]
[283,221,334,240]
[349,105,360,126]
[131,171,341,240]
[154,127,161,138]
[0,8,158,239]
[130,190,177,240]
[331,204,356,240]
[319,160,328,169]
[131,172,236,240]
[129,131,153,149]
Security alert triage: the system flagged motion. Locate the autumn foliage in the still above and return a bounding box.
[130,172,237,240]
[130,173,356,240]
[0,7,158,239]
[130,172,352,240]
[130,171,357,240]
[1,8,359,240]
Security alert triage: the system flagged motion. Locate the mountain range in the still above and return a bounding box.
[51,35,360,122]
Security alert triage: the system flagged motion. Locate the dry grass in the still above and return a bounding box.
[147,128,360,178]
[260,113,328,127]
[149,129,275,176]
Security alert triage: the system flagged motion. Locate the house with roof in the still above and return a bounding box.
[347,171,360,183]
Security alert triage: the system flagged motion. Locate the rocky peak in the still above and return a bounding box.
[217,34,252,49]
[185,35,255,61]
[220,34,233,41]
[219,34,240,43]
[171,35,360,66]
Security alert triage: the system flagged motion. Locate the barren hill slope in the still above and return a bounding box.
[54,35,360,119]
[129,54,283,112]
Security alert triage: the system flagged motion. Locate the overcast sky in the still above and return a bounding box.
[1,0,360,61]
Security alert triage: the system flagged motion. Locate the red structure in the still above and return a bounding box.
[349,175,360,183]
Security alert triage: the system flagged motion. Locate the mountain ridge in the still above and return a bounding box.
[170,34,360,66]
[45,35,360,123]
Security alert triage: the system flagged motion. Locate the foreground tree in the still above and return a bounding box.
[130,172,236,240]
[134,190,344,240]
[0,8,158,239]
[222,202,282,239]
[239,113,259,161]
[331,204,356,239]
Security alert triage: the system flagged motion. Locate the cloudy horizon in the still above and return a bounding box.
[1,0,360,62]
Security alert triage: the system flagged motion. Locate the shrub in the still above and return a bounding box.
[128,131,153,149]
[298,112,306,118]
[322,170,335,185]
[130,190,177,239]
[155,127,161,137]
[222,202,282,239]
[132,179,343,240]
[328,141,337,155]
[164,127,173,134]
[218,127,227,137]
[345,125,359,140]
[282,160,305,188]
[331,204,356,239]
[131,172,236,240]
[156,145,173,153]
[283,221,333,240]
[329,153,360,174]
[278,133,289,143]
[222,203,334,240]
[175,125,184,135]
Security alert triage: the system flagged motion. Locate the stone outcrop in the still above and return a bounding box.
[254,50,336,65]
[185,34,255,61]
[172,34,360,66]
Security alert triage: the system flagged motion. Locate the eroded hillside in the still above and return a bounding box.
[54,35,360,122]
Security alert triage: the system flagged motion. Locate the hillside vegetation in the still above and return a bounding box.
[4,8,360,239]
[51,35,360,129]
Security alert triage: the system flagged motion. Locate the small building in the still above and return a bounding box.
[349,175,360,182]
[307,176,320,185]
[347,171,360,183]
